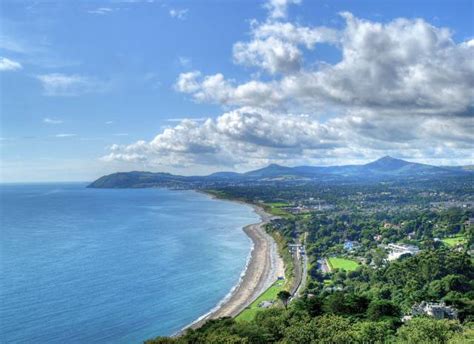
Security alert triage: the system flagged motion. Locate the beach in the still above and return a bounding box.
[184,203,285,330]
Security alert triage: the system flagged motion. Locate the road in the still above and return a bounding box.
[290,232,308,299]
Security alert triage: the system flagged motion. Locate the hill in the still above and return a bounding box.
[88,157,472,188]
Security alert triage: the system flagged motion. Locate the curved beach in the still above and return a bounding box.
[184,205,285,331]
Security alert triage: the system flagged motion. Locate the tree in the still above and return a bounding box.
[277,290,292,309]
[396,318,462,344]
[282,320,316,344]
[353,321,394,344]
[367,300,401,320]
[311,314,355,344]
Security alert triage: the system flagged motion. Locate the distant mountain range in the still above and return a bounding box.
[88,156,473,188]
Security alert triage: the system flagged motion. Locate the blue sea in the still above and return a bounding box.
[0,183,259,343]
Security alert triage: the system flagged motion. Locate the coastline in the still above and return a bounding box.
[177,194,285,334]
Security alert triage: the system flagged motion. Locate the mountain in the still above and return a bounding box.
[244,164,297,178]
[88,157,472,188]
[89,171,188,188]
[207,171,243,179]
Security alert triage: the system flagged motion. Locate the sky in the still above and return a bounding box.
[0,0,473,182]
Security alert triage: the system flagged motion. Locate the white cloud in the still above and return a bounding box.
[88,7,114,15]
[43,118,63,124]
[177,56,191,68]
[105,6,474,170]
[36,73,106,96]
[0,57,22,71]
[178,13,474,118]
[166,117,207,122]
[175,72,282,107]
[55,133,76,138]
[102,107,344,169]
[233,21,339,74]
[264,0,301,20]
[169,8,188,20]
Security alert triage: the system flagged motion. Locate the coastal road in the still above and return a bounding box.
[290,233,308,299]
[294,248,308,298]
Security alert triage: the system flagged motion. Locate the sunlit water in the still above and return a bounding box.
[0,183,258,343]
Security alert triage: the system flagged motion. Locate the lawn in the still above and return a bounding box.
[442,235,467,247]
[263,203,292,218]
[236,280,285,322]
[328,257,360,272]
[266,202,291,207]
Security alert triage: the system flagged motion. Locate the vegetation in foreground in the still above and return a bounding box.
[442,235,467,247]
[236,280,286,322]
[148,177,473,343]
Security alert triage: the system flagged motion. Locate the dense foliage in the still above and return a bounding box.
[149,177,473,343]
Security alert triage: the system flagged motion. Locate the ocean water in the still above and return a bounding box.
[0,183,259,343]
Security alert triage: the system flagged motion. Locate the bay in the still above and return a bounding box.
[0,183,258,343]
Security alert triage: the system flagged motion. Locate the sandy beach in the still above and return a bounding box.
[183,202,285,331]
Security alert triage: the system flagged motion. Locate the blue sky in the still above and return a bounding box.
[1,0,473,182]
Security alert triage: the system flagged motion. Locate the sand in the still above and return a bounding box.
[182,203,285,332]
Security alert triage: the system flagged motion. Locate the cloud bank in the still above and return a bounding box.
[104,1,474,171]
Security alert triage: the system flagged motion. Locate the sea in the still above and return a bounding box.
[0,183,259,343]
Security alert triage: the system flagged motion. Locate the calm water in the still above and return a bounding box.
[0,183,258,343]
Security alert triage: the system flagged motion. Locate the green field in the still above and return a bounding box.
[266,202,290,207]
[328,257,360,271]
[442,235,467,247]
[264,202,292,218]
[236,280,285,322]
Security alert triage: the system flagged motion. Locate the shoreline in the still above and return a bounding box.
[177,194,285,334]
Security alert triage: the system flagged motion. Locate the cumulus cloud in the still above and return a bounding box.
[233,21,339,74]
[180,13,474,118]
[175,72,283,107]
[264,0,301,20]
[105,3,474,170]
[103,106,473,169]
[102,107,344,168]
[36,73,107,96]
[0,57,22,71]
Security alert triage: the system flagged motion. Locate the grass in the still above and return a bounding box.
[328,257,360,272]
[263,202,293,218]
[442,235,467,247]
[236,280,286,322]
[266,202,291,207]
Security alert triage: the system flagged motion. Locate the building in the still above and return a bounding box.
[411,301,458,320]
[258,301,274,308]
[386,243,420,261]
[343,240,360,251]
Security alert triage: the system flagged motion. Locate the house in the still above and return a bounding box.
[411,301,458,320]
[343,241,360,251]
[386,243,420,261]
[258,301,274,308]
